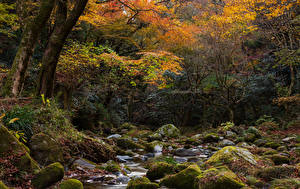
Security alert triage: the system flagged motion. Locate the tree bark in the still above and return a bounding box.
[36,0,89,98]
[2,0,55,97]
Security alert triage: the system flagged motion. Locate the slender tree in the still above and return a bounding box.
[36,0,89,98]
[2,0,55,97]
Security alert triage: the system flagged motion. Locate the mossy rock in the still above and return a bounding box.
[32,162,64,189]
[174,162,195,172]
[203,133,220,143]
[255,165,298,181]
[264,154,289,165]
[116,137,144,150]
[59,179,83,189]
[146,162,175,180]
[254,139,267,147]
[159,164,202,189]
[29,133,64,166]
[0,181,9,189]
[196,166,245,189]
[205,146,258,167]
[144,141,164,153]
[264,142,280,149]
[270,178,300,189]
[155,124,180,138]
[244,133,257,143]
[0,125,40,174]
[105,161,121,173]
[127,177,158,189]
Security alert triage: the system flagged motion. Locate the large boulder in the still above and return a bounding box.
[159,164,202,189]
[0,125,40,174]
[32,162,64,189]
[29,133,64,166]
[146,162,175,180]
[196,166,245,189]
[154,124,180,138]
[126,177,158,189]
[205,146,258,174]
[59,179,83,189]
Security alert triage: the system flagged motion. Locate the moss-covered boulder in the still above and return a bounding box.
[0,124,40,173]
[264,154,289,165]
[264,142,280,149]
[32,162,64,189]
[146,162,175,180]
[203,133,220,143]
[105,160,121,173]
[29,133,64,166]
[196,166,245,189]
[59,179,83,189]
[116,137,144,150]
[127,177,159,189]
[254,165,298,181]
[205,146,258,166]
[270,178,300,189]
[154,124,180,138]
[159,164,202,189]
[0,181,9,189]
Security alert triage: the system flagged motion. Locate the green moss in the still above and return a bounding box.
[32,162,64,189]
[205,146,258,166]
[244,133,256,142]
[203,133,220,143]
[270,178,300,189]
[59,179,83,189]
[146,162,175,180]
[105,161,121,173]
[265,142,280,149]
[255,165,298,181]
[196,166,245,189]
[264,154,289,165]
[116,137,145,150]
[155,124,180,138]
[0,125,40,173]
[29,133,64,166]
[0,181,9,189]
[159,164,202,189]
[127,177,159,189]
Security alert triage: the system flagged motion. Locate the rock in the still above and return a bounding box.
[265,154,289,165]
[265,142,280,149]
[107,134,122,139]
[73,158,97,169]
[196,166,245,189]
[246,127,261,137]
[270,178,300,189]
[244,133,256,143]
[146,162,175,180]
[174,148,197,157]
[159,164,202,189]
[105,161,121,173]
[32,162,64,189]
[282,137,296,142]
[116,137,144,150]
[203,133,220,143]
[226,131,236,138]
[116,176,130,184]
[0,125,40,174]
[219,139,235,147]
[155,124,180,138]
[59,179,83,189]
[205,146,258,174]
[254,139,267,147]
[144,141,164,153]
[127,176,159,189]
[116,155,133,162]
[206,146,258,165]
[255,165,298,181]
[148,133,162,141]
[29,133,64,166]
[174,156,188,163]
[0,181,9,189]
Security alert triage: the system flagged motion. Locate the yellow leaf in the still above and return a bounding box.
[9,118,19,124]
[0,114,5,120]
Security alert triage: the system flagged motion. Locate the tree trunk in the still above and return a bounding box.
[288,64,294,96]
[63,87,73,110]
[36,0,89,98]
[2,0,55,97]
